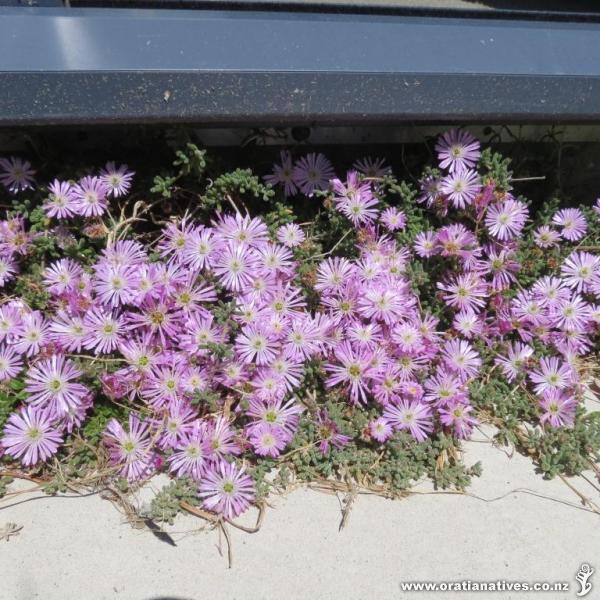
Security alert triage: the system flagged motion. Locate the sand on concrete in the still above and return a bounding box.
[1,426,599,600]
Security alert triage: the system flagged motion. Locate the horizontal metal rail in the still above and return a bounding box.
[1,6,600,126]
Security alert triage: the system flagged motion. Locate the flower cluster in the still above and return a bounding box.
[0,130,598,521]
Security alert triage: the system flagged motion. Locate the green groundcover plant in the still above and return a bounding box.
[0,130,599,534]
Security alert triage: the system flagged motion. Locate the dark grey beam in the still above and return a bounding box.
[1,6,600,126]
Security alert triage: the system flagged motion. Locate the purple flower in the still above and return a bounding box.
[380,207,406,232]
[1,405,62,465]
[439,400,478,438]
[539,390,577,427]
[292,153,335,196]
[0,156,35,193]
[315,410,351,455]
[72,176,110,217]
[325,341,375,405]
[43,258,83,295]
[25,355,89,417]
[48,312,88,353]
[213,242,259,292]
[315,257,355,294]
[435,129,481,173]
[93,262,140,307]
[485,198,528,240]
[495,342,533,383]
[383,399,433,442]
[529,356,573,396]
[199,461,256,519]
[14,312,50,357]
[235,323,279,365]
[353,156,391,178]
[0,345,23,380]
[534,225,560,248]
[168,420,208,480]
[437,272,488,312]
[83,309,126,354]
[248,423,287,457]
[264,150,298,197]
[99,161,134,197]
[441,339,481,380]
[103,414,155,481]
[561,251,599,293]
[369,417,393,443]
[414,231,436,257]
[44,180,77,219]
[276,223,305,248]
[440,168,481,210]
[203,417,241,461]
[553,208,587,242]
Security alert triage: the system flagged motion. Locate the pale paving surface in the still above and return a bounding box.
[1,426,599,600]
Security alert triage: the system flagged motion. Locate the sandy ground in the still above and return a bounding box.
[1,425,599,600]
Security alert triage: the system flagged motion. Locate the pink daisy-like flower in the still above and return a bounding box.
[203,416,242,461]
[25,355,89,417]
[495,342,533,383]
[553,208,587,242]
[246,397,302,436]
[43,180,77,219]
[93,262,140,307]
[369,417,394,443]
[315,257,355,294]
[380,207,406,232]
[437,272,488,312]
[214,213,269,248]
[441,339,481,380]
[72,176,110,217]
[213,242,259,292]
[529,356,573,396]
[485,198,528,240]
[103,414,155,481]
[325,341,374,405]
[199,461,256,519]
[43,258,83,296]
[561,251,599,293]
[83,309,126,354]
[353,156,391,178]
[0,156,36,193]
[539,390,577,427]
[157,400,198,450]
[0,255,17,287]
[383,399,433,442]
[533,225,560,248]
[168,421,208,480]
[48,312,88,353]
[414,231,437,257]
[554,294,591,331]
[315,409,351,455]
[0,345,23,380]
[235,323,279,365]
[439,168,481,209]
[14,312,50,357]
[141,362,187,408]
[292,153,335,196]
[1,405,62,466]
[435,129,481,173]
[276,223,305,248]
[264,150,297,197]
[99,161,134,197]
[453,308,483,339]
[439,401,478,439]
[248,423,287,457]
